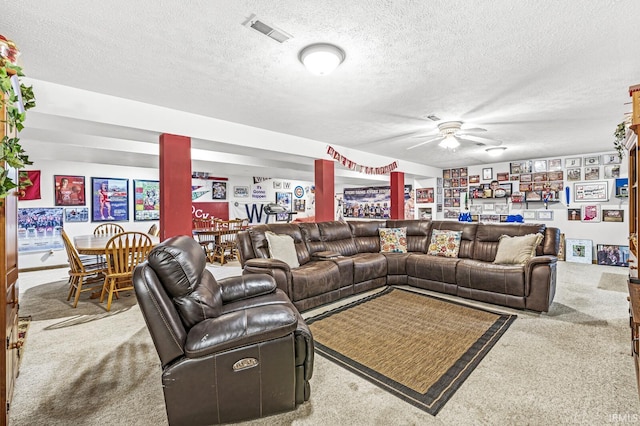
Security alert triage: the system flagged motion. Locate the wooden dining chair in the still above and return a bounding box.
[211,219,243,265]
[93,223,125,235]
[61,230,105,308]
[147,223,160,237]
[100,232,153,311]
[192,217,216,262]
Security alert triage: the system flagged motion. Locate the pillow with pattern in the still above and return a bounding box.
[379,227,408,253]
[427,230,463,257]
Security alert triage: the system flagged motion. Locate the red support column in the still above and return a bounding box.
[159,133,192,240]
[390,171,405,220]
[314,159,335,222]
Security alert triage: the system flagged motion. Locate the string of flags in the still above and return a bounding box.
[326,145,399,175]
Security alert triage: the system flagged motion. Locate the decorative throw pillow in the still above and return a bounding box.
[427,230,463,257]
[379,227,408,253]
[265,231,300,268]
[493,233,544,265]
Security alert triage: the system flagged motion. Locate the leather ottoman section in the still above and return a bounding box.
[290,261,342,302]
[456,259,526,297]
[352,253,387,283]
[406,254,459,284]
[387,274,408,285]
[407,276,457,295]
[457,286,526,309]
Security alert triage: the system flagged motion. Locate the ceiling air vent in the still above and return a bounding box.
[242,14,293,43]
[426,114,441,121]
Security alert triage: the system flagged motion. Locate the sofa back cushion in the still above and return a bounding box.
[318,221,358,256]
[473,223,546,261]
[299,222,324,255]
[430,221,477,258]
[386,220,431,252]
[249,223,311,265]
[349,221,384,253]
[543,227,560,256]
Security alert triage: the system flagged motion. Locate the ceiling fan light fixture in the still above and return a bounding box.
[299,43,345,75]
[439,135,460,149]
[485,146,507,156]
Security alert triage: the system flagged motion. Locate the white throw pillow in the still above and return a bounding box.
[265,231,300,268]
[493,233,544,265]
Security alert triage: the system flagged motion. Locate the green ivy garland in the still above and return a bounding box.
[613,121,627,162]
[0,58,35,198]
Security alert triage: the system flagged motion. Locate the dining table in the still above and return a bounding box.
[74,234,161,255]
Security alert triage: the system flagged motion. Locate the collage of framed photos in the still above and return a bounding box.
[53,175,160,222]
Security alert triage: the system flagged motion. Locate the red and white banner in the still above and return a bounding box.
[326,145,398,175]
[19,170,41,200]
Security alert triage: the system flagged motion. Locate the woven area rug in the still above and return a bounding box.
[306,287,516,415]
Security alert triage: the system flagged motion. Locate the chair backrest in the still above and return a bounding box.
[192,218,214,229]
[94,223,125,236]
[105,232,153,275]
[148,223,160,237]
[61,229,84,273]
[214,219,242,246]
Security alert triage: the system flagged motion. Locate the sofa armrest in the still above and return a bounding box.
[218,273,277,303]
[524,255,558,312]
[184,304,298,358]
[243,258,293,298]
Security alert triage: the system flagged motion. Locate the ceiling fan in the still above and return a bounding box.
[407,121,502,150]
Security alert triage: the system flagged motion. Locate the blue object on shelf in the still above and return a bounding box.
[505,214,524,223]
[458,212,473,222]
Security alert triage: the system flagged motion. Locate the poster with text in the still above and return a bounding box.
[134,180,160,221]
[342,185,412,219]
[54,175,85,206]
[91,177,129,222]
[17,207,64,253]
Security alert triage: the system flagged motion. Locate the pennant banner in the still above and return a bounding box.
[19,170,41,200]
[326,145,398,175]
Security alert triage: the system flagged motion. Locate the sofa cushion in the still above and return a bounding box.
[290,261,342,302]
[406,254,459,284]
[352,253,388,283]
[385,220,431,252]
[318,221,358,256]
[266,231,300,268]
[493,233,544,265]
[456,259,526,297]
[349,221,384,253]
[379,227,407,253]
[427,230,462,257]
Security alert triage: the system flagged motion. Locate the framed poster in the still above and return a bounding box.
[584,155,601,166]
[523,210,536,220]
[275,192,292,221]
[574,182,608,202]
[604,165,621,179]
[547,159,562,171]
[566,168,581,181]
[64,207,89,222]
[293,199,306,212]
[234,186,249,198]
[565,157,581,167]
[415,188,434,203]
[596,244,629,267]
[17,207,64,253]
[565,239,593,264]
[54,175,85,206]
[482,168,493,180]
[567,208,581,221]
[91,177,129,222]
[602,209,624,222]
[584,166,600,180]
[602,153,622,165]
[533,160,547,173]
[212,181,227,200]
[581,204,601,222]
[496,172,509,182]
[133,179,160,221]
[536,210,554,220]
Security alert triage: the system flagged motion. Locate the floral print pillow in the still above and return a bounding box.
[427,230,462,257]
[379,227,408,253]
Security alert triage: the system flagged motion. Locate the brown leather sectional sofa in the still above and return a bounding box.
[237,220,560,313]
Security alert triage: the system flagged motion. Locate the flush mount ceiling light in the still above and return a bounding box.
[485,146,507,156]
[299,43,345,76]
[439,135,461,149]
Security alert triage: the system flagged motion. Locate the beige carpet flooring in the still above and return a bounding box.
[9,260,640,425]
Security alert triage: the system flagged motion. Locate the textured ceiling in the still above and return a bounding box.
[2,0,639,178]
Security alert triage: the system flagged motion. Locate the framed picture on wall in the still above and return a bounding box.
[64,207,89,222]
[574,181,608,202]
[602,153,621,165]
[602,209,624,222]
[566,167,581,181]
[275,192,292,221]
[596,244,629,267]
[482,167,493,180]
[581,204,601,222]
[54,175,85,206]
[565,157,581,167]
[567,208,581,221]
[212,181,227,200]
[91,177,129,222]
[584,155,601,166]
[565,239,593,264]
[415,188,435,203]
[536,210,554,220]
[133,179,160,221]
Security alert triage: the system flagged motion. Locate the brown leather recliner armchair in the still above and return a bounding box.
[133,235,314,426]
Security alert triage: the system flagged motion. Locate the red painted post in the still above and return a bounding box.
[390,171,405,219]
[159,133,192,240]
[314,159,335,222]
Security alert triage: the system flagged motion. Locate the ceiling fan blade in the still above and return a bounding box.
[458,134,502,146]
[460,127,487,132]
[407,136,444,150]
[411,130,440,139]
